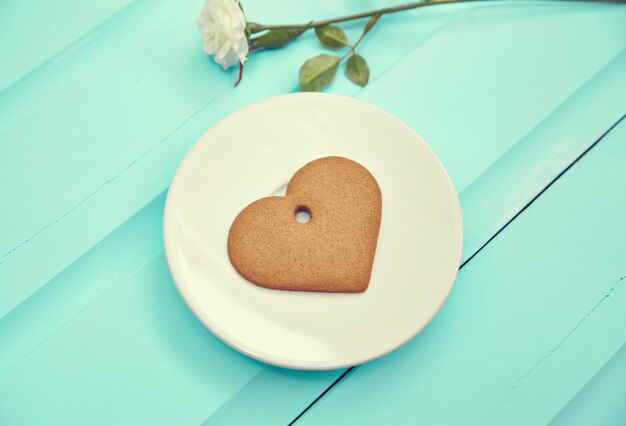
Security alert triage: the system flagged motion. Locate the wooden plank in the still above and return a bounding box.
[0,0,459,319]
[284,45,626,425]
[0,0,132,91]
[0,195,167,377]
[0,192,347,424]
[296,119,626,425]
[355,2,626,193]
[549,342,626,426]
[1,2,625,424]
[0,253,263,425]
[2,1,623,320]
[0,0,197,135]
[3,116,623,424]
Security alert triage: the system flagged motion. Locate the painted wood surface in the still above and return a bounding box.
[1,1,625,424]
[297,117,626,426]
[550,341,626,426]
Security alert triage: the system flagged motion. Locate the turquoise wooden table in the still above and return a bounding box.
[1,0,625,424]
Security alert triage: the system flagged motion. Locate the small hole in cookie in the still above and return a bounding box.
[294,206,311,224]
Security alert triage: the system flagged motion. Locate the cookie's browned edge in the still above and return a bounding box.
[227,156,382,293]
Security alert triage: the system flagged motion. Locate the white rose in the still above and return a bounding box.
[196,0,249,69]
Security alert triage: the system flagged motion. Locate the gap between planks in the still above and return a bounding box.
[287,114,626,425]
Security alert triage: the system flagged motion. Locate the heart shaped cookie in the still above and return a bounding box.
[227,156,382,293]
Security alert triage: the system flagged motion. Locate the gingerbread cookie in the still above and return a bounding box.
[227,156,382,293]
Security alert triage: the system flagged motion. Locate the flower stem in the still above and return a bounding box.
[340,14,381,61]
[248,0,485,33]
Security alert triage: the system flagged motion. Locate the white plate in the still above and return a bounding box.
[163,93,463,370]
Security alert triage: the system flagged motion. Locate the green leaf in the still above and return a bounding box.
[315,25,348,50]
[250,28,307,50]
[299,54,340,92]
[345,54,369,87]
